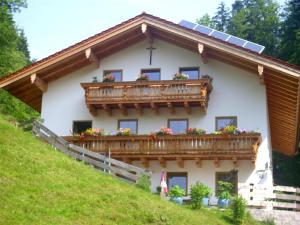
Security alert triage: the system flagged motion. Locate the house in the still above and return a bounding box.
[1,13,299,202]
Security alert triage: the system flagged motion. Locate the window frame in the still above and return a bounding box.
[118,119,138,134]
[103,70,123,82]
[215,116,238,131]
[167,172,188,195]
[215,171,238,195]
[179,67,200,80]
[72,120,92,134]
[140,68,161,81]
[168,119,189,135]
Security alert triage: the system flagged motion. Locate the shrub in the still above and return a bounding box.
[136,174,151,192]
[216,181,233,200]
[190,182,211,209]
[230,195,247,225]
[261,218,275,225]
[169,185,185,197]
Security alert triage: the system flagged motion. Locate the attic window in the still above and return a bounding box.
[141,69,160,81]
[179,67,199,80]
[104,70,122,82]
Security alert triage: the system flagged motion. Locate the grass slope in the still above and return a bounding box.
[0,115,261,225]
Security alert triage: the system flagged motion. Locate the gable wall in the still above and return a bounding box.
[41,39,272,186]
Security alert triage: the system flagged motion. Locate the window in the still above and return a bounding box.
[104,70,122,82]
[216,171,238,195]
[73,121,92,134]
[215,116,237,131]
[179,67,199,80]
[167,172,188,195]
[118,119,138,134]
[141,69,160,81]
[168,119,188,134]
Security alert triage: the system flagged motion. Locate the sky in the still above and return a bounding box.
[14,0,284,60]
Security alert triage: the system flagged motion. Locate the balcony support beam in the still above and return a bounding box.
[141,157,149,168]
[184,101,191,114]
[134,103,143,116]
[167,102,175,114]
[214,158,220,168]
[87,105,97,117]
[102,104,112,116]
[232,157,238,168]
[150,102,159,115]
[159,157,166,168]
[195,158,202,168]
[118,103,128,116]
[176,157,184,168]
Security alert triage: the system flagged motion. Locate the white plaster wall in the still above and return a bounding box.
[41,39,272,187]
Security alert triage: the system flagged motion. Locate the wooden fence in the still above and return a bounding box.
[32,121,151,183]
[239,184,300,211]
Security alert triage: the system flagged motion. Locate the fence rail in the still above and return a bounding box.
[239,184,300,211]
[32,121,151,183]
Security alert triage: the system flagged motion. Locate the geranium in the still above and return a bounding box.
[156,127,173,135]
[83,128,104,137]
[136,73,149,81]
[186,128,206,135]
[173,73,189,80]
[218,126,247,135]
[116,128,131,136]
[102,73,115,82]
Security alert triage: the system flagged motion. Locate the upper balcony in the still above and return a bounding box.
[81,79,212,116]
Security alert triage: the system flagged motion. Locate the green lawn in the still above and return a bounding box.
[0,115,262,225]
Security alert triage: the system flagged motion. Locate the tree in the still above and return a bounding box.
[279,0,300,65]
[212,2,230,32]
[196,13,214,28]
[227,0,280,56]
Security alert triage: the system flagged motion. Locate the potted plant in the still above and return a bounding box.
[216,181,233,208]
[136,73,149,81]
[169,185,185,205]
[173,73,189,80]
[186,128,206,135]
[190,182,212,209]
[102,73,115,83]
[82,128,104,137]
[116,128,131,136]
[155,127,173,135]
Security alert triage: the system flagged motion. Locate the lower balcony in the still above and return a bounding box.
[64,133,261,167]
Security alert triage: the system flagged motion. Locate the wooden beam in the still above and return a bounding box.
[158,157,166,168]
[167,102,175,114]
[85,48,100,68]
[141,23,153,43]
[214,158,220,168]
[198,43,208,64]
[118,103,128,116]
[150,102,158,115]
[102,104,112,116]
[195,158,202,168]
[184,101,191,114]
[134,103,143,116]
[176,157,184,168]
[87,105,97,117]
[141,157,149,168]
[30,73,47,92]
[123,157,132,164]
[232,157,238,168]
[258,65,264,84]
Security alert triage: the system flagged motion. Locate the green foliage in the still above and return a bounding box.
[190,182,211,209]
[196,13,214,27]
[169,185,185,197]
[230,195,247,225]
[216,181,233,200]
[261,218,275,225]
[212,2,230,32]
[136,174,151,192]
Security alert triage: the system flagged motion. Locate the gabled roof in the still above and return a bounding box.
[0,13,299,156]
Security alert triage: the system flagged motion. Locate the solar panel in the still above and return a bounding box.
[178,20,265,54]
[210,30,230,41]
[244,41,265,54]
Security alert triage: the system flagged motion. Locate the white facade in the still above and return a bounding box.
[41,39,273,195]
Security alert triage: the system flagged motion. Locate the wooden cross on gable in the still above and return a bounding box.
[146,42,156,65]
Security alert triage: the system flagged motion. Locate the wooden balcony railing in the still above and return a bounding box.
[81,79,212,116]
[64,133,261,162]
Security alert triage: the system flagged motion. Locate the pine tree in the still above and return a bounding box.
[196,13,214,28]
[212,2,230,32]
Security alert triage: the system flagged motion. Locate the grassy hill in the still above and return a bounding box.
[0,115,262,225]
